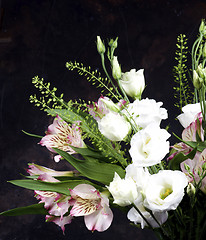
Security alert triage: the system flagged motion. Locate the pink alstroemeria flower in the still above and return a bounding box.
[46,215,72,233]
[168,114,204,161]
[181,113,204,142]
[27,163,79,177]
[88,96,127,121]
[181,149,206,194]
[35,174,71,216]
[69,184,113,232]
[29,172,72,232]
[88,96,110,121]
[39,115,85,162]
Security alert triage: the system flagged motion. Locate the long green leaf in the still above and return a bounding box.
[0,203,47,216]
[185,141,206,152]
[54,148,125,185]
[173,133,206,152]
[168,148,197,170]
[71,145,111,162]
[9,179,89,195]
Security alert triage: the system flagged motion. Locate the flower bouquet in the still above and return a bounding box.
[1,20,206,240]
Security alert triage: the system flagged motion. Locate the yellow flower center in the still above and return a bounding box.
[160,188,173,200]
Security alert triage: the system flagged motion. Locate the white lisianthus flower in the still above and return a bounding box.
[125,163,150,190]
[129,123,170,167]
[177,103,202,128]
[98,112,131,141]
[127,203,168,229]
[120,69,145,99]
[122,98,168,129]
[144,170,188,212]
[107,173,140,206]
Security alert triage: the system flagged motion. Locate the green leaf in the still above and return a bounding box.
[22,130,43,139]
[173,133,206,152]
[9,179,89,195]
[54,148,125,185]
[70,145,111,162]
[185,141,206,152]
[0,203,47,216]
[168,147,197,170]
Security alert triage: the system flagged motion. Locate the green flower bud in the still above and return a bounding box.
[112,56,121,80]
[109,37,118,49]
[202,162,206,171]
[100,98,120,112]
[187,183,196,197]
[96,36,105,54]
[193,70,203,90]
[184,163,191,172]
[199,19,206,35]
[203,42,206,58]
[197,64,205,78]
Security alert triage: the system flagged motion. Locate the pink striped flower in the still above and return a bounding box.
[46,215,72,233]
[69,184,113,232]
[88,96,127,121]
[181,149,206,194]
[27,163,79,177]
[88,96,111,121]
[29,172,72,232]
[39,115,85,162]
[168,114,204,162]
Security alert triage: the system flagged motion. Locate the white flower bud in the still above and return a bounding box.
[99,98,120,112]
[193,70,203,90]
[197,64,206,79]
[120,69,145,99]
[97,36,105,54]
[187,183,196,197]
[112,56,121,80]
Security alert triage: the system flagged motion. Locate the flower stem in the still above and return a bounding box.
[100,53,122,98]
[131,204,153,229]
[149,211,172,239]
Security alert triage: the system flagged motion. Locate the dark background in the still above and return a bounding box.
[0,0,206,239]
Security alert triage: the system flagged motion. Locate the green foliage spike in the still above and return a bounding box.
[30,76,67,112]
[173,34,193,111]
[66,61,122,100]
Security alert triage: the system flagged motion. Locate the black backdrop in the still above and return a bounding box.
[0,0,206,239]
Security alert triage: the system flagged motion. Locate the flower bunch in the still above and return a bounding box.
[1,20,206,240]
